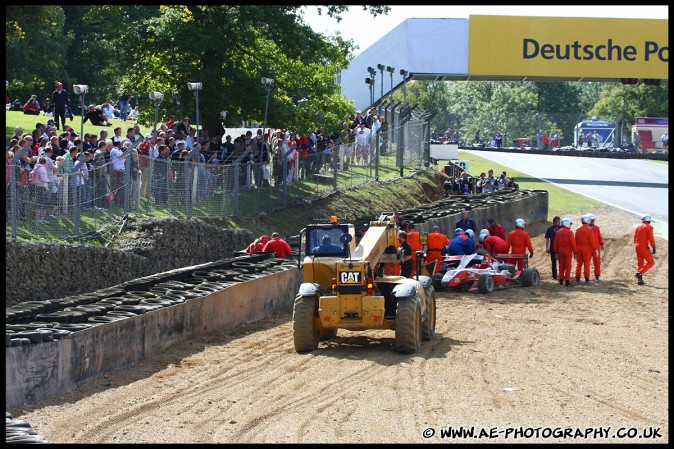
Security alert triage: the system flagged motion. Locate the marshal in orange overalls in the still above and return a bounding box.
[506,228,533,270]
[427,228,450,273]
[574,223,598,281]
[554,227,577,282]
[634,221,656,275]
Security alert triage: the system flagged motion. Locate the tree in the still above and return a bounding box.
[6,6,71,102]
[104,5,380,135]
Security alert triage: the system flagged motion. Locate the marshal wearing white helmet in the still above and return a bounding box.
[634,214,656,285]
[506,218,533,270]
[574,214,599,284]
[587,213,605,282]
[554,218,578,287]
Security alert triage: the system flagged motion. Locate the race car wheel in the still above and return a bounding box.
[521,268,541,286]
[431,272,444,289]
[477,274,495,294]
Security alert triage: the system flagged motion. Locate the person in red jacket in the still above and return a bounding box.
[427,225,449,273]
[505,218,533,270]
[406,223,422,277]
[487,217,506,240]
[587,214,605,283]
[554,218,577,287]
[479,234,508,257]
[574,215,599,284]
[23,96,41,115]
[262,232,292,258]
[634,214,656,285]
[245,235,269,255]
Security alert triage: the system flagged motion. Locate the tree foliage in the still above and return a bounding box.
[5,5,667,143]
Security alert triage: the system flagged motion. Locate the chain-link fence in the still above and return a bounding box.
[6,109,433,241]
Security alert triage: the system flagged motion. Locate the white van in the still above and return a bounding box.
[631,117,668,151]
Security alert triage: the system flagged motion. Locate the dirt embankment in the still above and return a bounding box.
[12,204,668,444]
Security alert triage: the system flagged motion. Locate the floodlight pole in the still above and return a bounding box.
[194,90,200,143]
[261,77,274,141]
[377,64,385,108]
[188,82,203,143]
[386,66,395,107]
[80,92,85,141]
[73,85,89,144]
[400,69,409,107]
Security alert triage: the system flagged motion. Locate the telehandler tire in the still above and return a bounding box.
[422,289,436,341]
[319,328,337,341]
[293,295,320,353]
[395,296,422,353]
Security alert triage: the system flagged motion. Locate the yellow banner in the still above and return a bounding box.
[468,15,668,79]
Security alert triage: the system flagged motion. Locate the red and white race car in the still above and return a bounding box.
[431,252,540,294]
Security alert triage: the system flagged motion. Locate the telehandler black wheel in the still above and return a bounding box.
[422,289,436,341]
[477,274,494,294]
[319,328,337,341]
[521,268,541,286]
[395,296,422,353]
[293,295,319,352]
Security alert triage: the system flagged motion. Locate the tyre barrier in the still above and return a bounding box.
[139,298,174,308]
[88,315,127,324]
[166,289,200,300]
[52,323,94,332]
[232,274,260,283]
[209,269,242,280]
[119,296,145,305]
[6,253,292,349]
[106,310,139,318]
[64,305,108,318]
[5,412,52,444]
[113,304,148,314]
[125,290,158,299]
[34,311,87,324]
[230,261,258,273]
[191,270,221,281]
[160,294,186,305]
[10,330,45,344]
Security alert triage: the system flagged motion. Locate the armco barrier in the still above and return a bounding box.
[415,190,549,233]
[6,266,302,409]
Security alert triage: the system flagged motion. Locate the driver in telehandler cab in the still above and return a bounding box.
[312,235,343,254]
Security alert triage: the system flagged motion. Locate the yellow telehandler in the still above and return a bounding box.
[292,213,436,353]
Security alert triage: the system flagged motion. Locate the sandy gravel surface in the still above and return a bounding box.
[11,205,668,444]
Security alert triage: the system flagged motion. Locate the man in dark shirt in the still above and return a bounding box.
[52,81,70,131]
[455,210,477,234]
[82,105,109,126]
[398,231,414,278]
[312,235,342,254]
[545,216,562,280]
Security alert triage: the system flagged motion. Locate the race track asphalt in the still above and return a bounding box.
[461,150,669,238]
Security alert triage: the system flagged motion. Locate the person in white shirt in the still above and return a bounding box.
[101,103,117,122]
[109,140,125,207]
[661,131,668,150]
[185,128,197,150]
[354,122,371,166]
[371,115,381,159]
